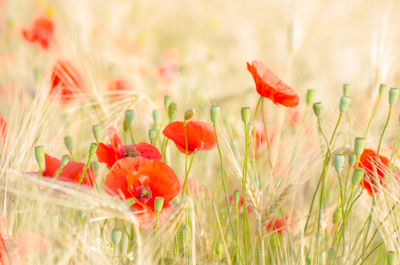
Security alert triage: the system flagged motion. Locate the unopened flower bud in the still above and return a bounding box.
[152,110,162,126]
[313,102,324,117]
[379,84,387,97]
[332,208,342,224]
[34,145,45,166]
[354,137,366,157]
[164,96,171,109]
[124,110,135,127]
[168,103,177,120]
[64,136,73,154]
[348,153,356,167]
[210,105,220,124]
[389,87,399,105]
[241,107,251,124]
[154,197,164,215]
[60,154,70,167]
[92,124,101,142]
[111,229,122,245]
[306,89,315,105]
[339,96,351,113]
[352,168,364,185]
[148,128,157,143]
[343,84,350,97]
[89,143,97,157]
[333,154,344,173]
[184,108,194,121]
[234,190,240,205]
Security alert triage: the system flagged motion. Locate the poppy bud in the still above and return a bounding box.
[89,143,97,157]
[153,110,162,125]
[168,103,177,120]
[348,153,356,167]
[339,96,351,113]
[352,168,364,185]
[332,208,342,224]
[343,84,350,97]
[210,105,221,124]
[389,87,399,105]
[327,248,336,263]
[215,242,223,259]
[64,136,73,154]
[154,196,164,215]
[92,124,101,142]
[233,190,240,205]
[125,110,135,127]
[379,84,387,97]
[246,123,253,138]
[111,229,122,245]
[60,154,70,167]
[90,161,99,175]
[184,108,195,121]
[78,210,86,220]
[354,137,366,157]
[34,145,45,166]
[306,89,315,105]
[164,96,171,109]
[387,251,396,265]
[148,128,157,143]
[313,102,324,117]
[241,107,251,124]
[333,154,344,173]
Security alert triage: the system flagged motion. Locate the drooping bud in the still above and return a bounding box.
[348,153,356,167]
[92,124,101,142]
[89,143,97,157]
[164,96,171,109]
[313,102,324,117]
[343,84,350,97]
[306,89,315,106]
[332,208,342,224]
[153,110,162,126]
[60,154,70,167]
[379,84,387,97]
[184,108,195,121]
[111,229,122,245]
[352,168,365,185]
[389,87,399,105]
[34,145,45,166]
[210,105,221,124]
[354,137,366,157]
[124,110,135,127]
[154,196,165,215]
[233,190,240,205]
[339,96,351,113]
[168,103,177,120]
[241,107,251,124]
[333,154,344,173]
[387,251,396,265]
[64,136,73,154]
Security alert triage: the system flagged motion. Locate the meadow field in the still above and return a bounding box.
[1,0,400,264]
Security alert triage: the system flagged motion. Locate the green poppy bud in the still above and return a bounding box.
[332,208,342,224]
[153,110,162,125]
[343,84,350,97]
[89,143,97,157]
[389,87,399,105]
[234,190,240,205]
[92,124,101,142]
[387,251,396,265]
[333,154,344,173]
[154,196,164,214]
[210,105,221,124]
[184,108,194,121]
[339,96,351,113]
[354,137,366,157]
[148,128,157,143]
[306,89,315,105]
[168,103,177,121]
[379,84,387,97]
[313,102,324,117]
[348,153,356,167]
[34,145,45,166]
[164,96,171,109]
[111,229,122,245]
[60,154,70,167]
[352,167,364,185]
[241,107,251,124]
[64,136,73,154]
[124,110,135,127]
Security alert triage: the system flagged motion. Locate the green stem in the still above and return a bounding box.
[242,122,250,265]
[78,151,94,186]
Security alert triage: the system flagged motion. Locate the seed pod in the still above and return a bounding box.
[34,145,45,166]
[313,102,324,117]
[306,89,315,105]
[60,154,70,167]
[379,84,387,97]
[154,197,164,214]
[210,105,221,124]
[241,107,251,124]
[343,84,350,97]
[352,168,365,185]
[184,108,195,121]
[332,208,342,224]
[333,154,344,173]
[148,128,157,143]
[89,143,97,157]
[354,137,366,157]
[64,136,73,154]
[168,103,177,120]
[348,153,356,167]
[111,229,122,245]
[164,96,171,109]
[92,124,101,142]
[124,110,135,127]
[233,190,240,205]
[339,96,351,113]
[389,87,399,105]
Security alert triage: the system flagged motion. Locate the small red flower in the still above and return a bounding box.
[50,60,85,104]
[96,126,162,168]
[358,149,389,196]
[162,121,216,155]
[0,116,8,146]
[105,157,180,228]
[22,16,54,50]
[108,78,131,100]
[43,153,97,187]
[266,216,292,234]
[247,60,299,107]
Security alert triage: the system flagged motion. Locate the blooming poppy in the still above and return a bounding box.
[22,16,54,50]
[247,60,299,107]
[162,121,216,155]
[358,148,389,196]
[0,116,8,146]
[42,153,96,187]
[49,60,85,104]
[104,157,180,228]
[96,126,162,168]
[108,78,131,100]
[266,216,292,234]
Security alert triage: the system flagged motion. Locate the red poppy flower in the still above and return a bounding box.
[96,126,161,168]
[358,149,389,196]
[0,116,8,146]
[50,60,85,104]
[162,121,216,155]
[266,216,292,234]
[247,60,299,107]
[104,157,180,228]
[22,16,54,50]
[108,78,131,100]
[43,153,96,187]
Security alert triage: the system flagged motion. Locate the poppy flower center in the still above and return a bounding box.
[122,146,140,158]
[132,185,152,203]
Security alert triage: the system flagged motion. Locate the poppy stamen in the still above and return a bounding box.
[122,146,141,158]
[133,185,152,203]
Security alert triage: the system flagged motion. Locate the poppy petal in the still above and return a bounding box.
[134,142,162,160]
[107,126,122,152]
[96,143,117,168]
[43,154,60,177]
